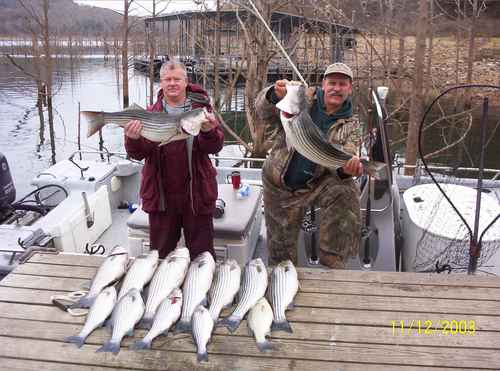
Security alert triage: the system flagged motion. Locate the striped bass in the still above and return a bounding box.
[65,286,117,348]
[247,297,274,352]
[276,83,387,180]
[139,247,190,329]
[208,259,241,322]
[83,103,208,145]
[220,258,268,333]
[192,305,214,362]
[117,250,159,301]
[130,288,183,350]
[77,245,128,308]
[97,288,145,354]
[269,260,299,333]
[175,252,215,333]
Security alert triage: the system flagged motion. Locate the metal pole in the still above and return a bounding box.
[468,97,489,274]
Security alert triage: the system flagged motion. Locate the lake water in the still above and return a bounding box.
[0,57,244,199]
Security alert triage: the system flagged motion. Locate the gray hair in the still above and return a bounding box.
[160,60,188,80]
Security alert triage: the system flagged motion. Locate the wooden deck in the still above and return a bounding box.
[0,253,499,370]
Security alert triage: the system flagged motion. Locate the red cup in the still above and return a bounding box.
[230,171,241,190]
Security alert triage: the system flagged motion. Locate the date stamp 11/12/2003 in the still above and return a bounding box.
[392,320,476,336]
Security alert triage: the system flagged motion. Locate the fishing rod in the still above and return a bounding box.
[246,0,308,87]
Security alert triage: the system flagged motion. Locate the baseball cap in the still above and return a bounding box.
[323,63,353,80]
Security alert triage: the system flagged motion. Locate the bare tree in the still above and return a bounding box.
[144,0,170,106]
[234,0,290,159]
[122,0,133,108]
[8,0,57,163]
[405,0,428,175]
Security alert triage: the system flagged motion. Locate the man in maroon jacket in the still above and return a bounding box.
[124,61,224,260]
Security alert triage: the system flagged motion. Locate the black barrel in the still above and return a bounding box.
[0,152,15,208]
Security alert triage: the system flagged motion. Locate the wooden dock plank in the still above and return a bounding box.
[0,357,136,371]
[0,358,471,371]
[1,253,499,370]
[14,262,500,301]
[3,273,500,315]
[0,312,498,349]
[0,321,499,369]
[27,254,500,288]
[0,336,439,371]
[1,297,499,333]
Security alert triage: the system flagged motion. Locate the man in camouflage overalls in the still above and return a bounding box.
[255,63,363,268]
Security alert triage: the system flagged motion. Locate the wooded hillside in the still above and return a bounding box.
[0,0,124,35]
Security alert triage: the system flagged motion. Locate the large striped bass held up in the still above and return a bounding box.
[65,286,117,348]
[208,259,241,322]
[130,288,183,350]
[83,103,208,145]
[139,247,190,329]
[77,245,128,308]
[220,258,268,333]
[97,288,145,354]
[269,260,299,333]
[175,251,215,333]
[276,83,387,180]
[117,250,159,301]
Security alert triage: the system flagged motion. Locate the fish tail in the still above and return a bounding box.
[64,335,85,348]
[137,317,154,330]
[219,315,241,333]
[197,350,209,362]
[76,295,95,309]
[256,340,273,352]
[175,320,192,333]
[271,319,293,333]
[96,340,121,354]
[364,160,388,180]
[82,111,106,137]
[129,339,152,350]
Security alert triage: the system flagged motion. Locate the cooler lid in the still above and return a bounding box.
[403,183,500,241]
[31,160,116,185]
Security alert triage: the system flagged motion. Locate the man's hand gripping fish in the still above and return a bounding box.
[276,82,387,180]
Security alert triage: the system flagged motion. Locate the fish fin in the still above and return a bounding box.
[96,340,120,354]
[76,295,95,309]
[271,319,293,333]
[362,159,388,180]
[200,296,208,307]
[287,302,295,310]
[104,319,113,330]
[197,351,209,363]
[126,103,145,111]
[137,317,153,330]
[129,339,151,350]
[175,320,192,333]
[219,315,241,333]
[285,133,293,152]
[82,111,106,138]
[256,340,273,352]
[64,335,85,348]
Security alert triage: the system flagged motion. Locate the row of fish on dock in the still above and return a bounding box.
[63,245,299,361]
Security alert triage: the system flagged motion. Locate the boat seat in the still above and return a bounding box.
[127,184,263,240]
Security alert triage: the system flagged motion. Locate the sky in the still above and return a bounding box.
[75,0,215,17]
